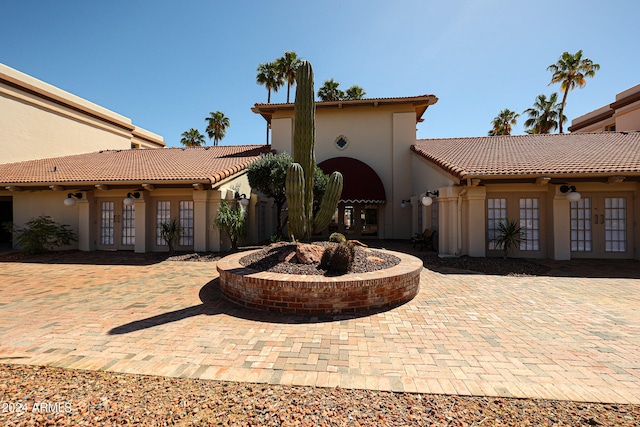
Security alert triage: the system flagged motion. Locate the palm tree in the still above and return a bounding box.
[488,109,519,136]
[523,93,566,134]
[256,61,283,103]
[547,50,600,133]
[344,85,366,100]
[276,51,302,103]
[205,111,230,146]
[180,128,206,147]
[317,78,344,101]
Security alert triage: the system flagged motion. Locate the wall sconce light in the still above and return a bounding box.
[421,190,440,206]
[400,199,411,208]
[63,192,83,207]
[123,192,141,206]
[560,185,581,203]
[236,193,250,207]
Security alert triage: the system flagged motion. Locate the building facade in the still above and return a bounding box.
[252,95,438,241]
[2,62,639,260]
[0,63,164,165]
[569,84,640,133]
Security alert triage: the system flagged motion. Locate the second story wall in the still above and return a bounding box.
[0,63,164,164]
[570,84,640,133]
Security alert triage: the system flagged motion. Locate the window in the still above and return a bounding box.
[487,198,507,250]
[100,201,114,245]
[605,197,626,252]
[571,198,592,252]
[156,201,171,246]
[361,205,378,236]
[122,203,135,246]
[605,124,616,132]
[334,135,349,150]
[179,201,194,246]
[519,198,540,251]
[344,205,355,235]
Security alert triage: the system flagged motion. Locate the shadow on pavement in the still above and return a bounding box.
[108,278,401,334]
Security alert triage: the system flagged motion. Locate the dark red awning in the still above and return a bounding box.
[317,157,386,203]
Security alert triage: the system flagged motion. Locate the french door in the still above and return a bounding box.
[571,192,634,258]
[97,200,135,250]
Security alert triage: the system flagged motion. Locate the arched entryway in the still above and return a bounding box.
[317,157,386,239]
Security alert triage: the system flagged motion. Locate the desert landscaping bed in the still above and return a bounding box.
[217,243,422,314]
[1,364,638,426]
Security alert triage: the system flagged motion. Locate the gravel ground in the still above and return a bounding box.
[1,364,638,426]
[239,242,400,275]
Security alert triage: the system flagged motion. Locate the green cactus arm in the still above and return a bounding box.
[313,171,343,233]
[286,162,306,241]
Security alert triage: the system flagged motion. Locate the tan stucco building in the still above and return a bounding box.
[252,95,438,241]
[2,63,639,260]
[569,84,640,133]
[0,63,164,165]
[254,95,640,261]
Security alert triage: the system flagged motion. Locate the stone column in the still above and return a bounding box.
[207,189,224,252]
[465,186,486,257]
[193,190,209,252]
[77,192,93,251]
[247,193,258,244]
[133,193,147,253]
[552,190,571,260]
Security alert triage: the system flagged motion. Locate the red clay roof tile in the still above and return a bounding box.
[412,132,640,179]
[0,145,272,185]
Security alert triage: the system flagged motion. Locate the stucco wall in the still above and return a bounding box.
[614,101,640,131]
[270,104,418,239]
[10,190,81,251]
[0,63,163,164]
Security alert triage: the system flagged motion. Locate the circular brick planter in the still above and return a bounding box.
[216,249,423,315]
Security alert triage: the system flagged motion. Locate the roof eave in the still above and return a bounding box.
[252,94,439,124]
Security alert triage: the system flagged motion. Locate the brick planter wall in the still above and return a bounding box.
[216,249,423,315]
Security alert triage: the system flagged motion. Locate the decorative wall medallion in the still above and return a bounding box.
[335,135,349,150]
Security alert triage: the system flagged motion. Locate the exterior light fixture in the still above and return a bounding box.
[560,185,581,203]
[64,192,83,207]
[400,199,411,208]
[421,190,440,207]
[123,192,141,206]
[237,193,250,207]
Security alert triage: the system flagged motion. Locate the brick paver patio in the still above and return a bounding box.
[0,254,638,404]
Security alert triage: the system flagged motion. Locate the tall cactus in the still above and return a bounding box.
[285,60,343,242]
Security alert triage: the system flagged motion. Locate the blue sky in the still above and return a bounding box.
[2,0,638,147]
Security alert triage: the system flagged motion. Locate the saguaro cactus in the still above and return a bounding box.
[285,60,343,242]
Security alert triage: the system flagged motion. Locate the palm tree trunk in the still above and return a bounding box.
[267,89,271,103]
[559,90,569,133]
[286,84,291,103]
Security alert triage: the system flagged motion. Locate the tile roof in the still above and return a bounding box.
[252,94,439,124]
[0,145,272,186]
[411,132,640,180]
[253,94,439,108]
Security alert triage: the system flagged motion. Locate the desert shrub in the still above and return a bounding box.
[328,242,355,273]
[5,215,77,255]
[491,219,526,258]
[213,200,246,250]
[329,232,346,243]
[159,218,181,252]
[269,234,283,243]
